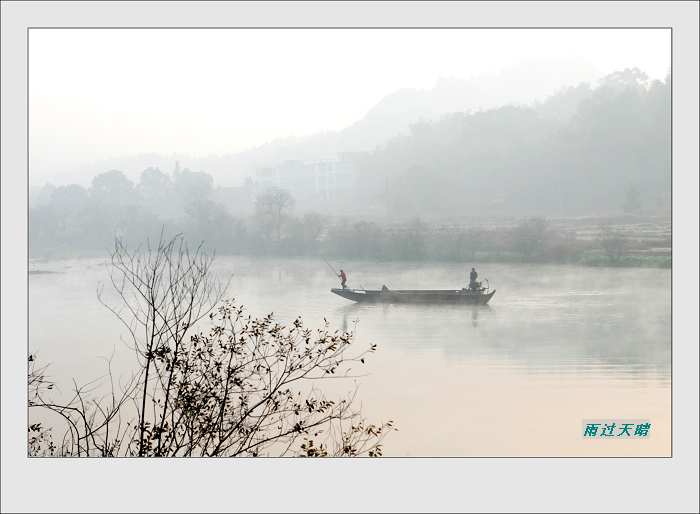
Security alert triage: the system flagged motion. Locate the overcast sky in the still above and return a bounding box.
[28,27,670,186]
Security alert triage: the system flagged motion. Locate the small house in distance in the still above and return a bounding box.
[254,152,360,202]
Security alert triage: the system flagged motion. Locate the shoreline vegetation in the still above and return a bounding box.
[29,213,671,269]
[28,250,672,269]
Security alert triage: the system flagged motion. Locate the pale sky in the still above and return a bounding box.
[28,28,670,186]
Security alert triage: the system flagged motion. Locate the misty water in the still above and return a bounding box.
[29,257,671,457]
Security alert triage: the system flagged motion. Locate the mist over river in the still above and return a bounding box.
[29,257,671,456]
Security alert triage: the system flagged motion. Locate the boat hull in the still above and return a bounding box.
[331,288,496,304]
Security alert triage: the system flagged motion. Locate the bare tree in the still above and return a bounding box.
[254,187,296,241]
[511,217,549,262]
[302,210,330,242]
[28,351,139,456]
[598,223,628,264]
[132,300,392,456]
[98,232,229,455]
[28,354,57,457]
[29,233,393,457]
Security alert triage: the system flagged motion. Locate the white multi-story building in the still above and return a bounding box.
[254,152,360,200]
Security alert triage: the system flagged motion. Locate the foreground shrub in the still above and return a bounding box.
[28,234,393,457]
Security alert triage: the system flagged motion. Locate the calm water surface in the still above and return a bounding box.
[29,257,671,456]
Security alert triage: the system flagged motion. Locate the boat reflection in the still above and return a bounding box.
[334,299,668,381]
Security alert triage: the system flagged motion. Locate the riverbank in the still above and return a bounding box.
[29,213,671,268]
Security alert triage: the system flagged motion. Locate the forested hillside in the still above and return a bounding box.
[352,67,670,215]
[29,67,671,267]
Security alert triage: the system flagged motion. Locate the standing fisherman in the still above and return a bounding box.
[469,267,480,291]
[323,258,348,290]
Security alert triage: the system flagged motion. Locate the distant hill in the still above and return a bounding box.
[62,56,605,187]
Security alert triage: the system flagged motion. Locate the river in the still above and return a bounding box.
[28,256,671,457]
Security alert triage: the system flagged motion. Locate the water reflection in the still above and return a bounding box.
[330,292,668,381]
[30,256,671,456]
[30,258,671,384]
[471,304,480,328]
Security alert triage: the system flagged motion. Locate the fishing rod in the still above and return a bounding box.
[323,257,339,276]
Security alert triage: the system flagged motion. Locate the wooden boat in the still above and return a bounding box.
[331,287,496,304]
